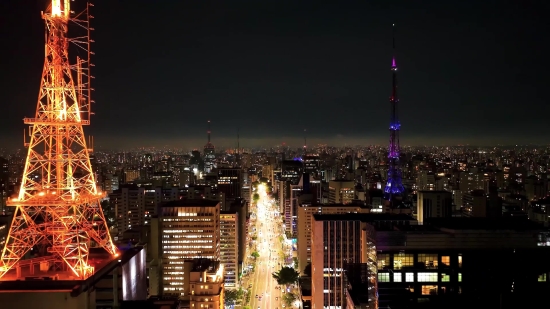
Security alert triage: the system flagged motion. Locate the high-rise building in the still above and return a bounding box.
[310,214,415,309]
[111,185,179,236]
[156,199,220,297]
[328,180,355,204]
[297,203,371,274]
[416,191,453,224]
[217,168,242,209]
[220,211,239,289]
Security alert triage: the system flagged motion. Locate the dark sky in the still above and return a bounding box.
[0,0,548,149]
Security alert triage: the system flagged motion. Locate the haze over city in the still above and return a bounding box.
[1,0,548,149]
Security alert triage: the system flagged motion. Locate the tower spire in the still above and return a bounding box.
[207,120,211,143]
[303,129,307,156]
[384,24,405,202]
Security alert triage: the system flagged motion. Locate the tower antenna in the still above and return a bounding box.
[384,23,405,202]
[1,0,116,280]
[303,129,307,156]
[207,120,211,143]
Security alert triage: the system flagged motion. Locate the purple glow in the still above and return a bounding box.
[392,57,397,68]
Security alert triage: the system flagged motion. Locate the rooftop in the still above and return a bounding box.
[161,199,220,208]
[313,213,415,222]
[425,217,544,231]
[191,259,220,273]
[0,247,144,295]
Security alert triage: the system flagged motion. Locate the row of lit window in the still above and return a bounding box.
[165,248,213,254]
[165,277,184,280]
[164,230,210,234]
[378,272,462,283]
[163,235,213,239]
[163,241,213,247]
[163,218,213,221]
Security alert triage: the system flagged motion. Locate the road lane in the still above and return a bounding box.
[248,184,284,309]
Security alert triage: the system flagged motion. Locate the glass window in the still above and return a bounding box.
[421,285,438,295]
[458,255,462,268]
[422,285,437,295]
[377,253,390,269]
[393,273,402,282]
[441,273,450,282]
[458,273,462,282]
[418,272,438,282]
[378,272,390,282]
[405,273,414,282]
[539,274,547,282]
[441,256,450,266]
[393,253,414,270]
[418,253,438,269]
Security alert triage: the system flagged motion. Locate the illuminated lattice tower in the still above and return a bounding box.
[383,25,405,201]
[0,0,117,279]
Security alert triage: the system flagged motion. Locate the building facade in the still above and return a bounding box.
[157,199,221,297]
[220,211,239,289]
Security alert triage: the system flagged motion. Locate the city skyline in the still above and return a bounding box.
[0,0,548,149]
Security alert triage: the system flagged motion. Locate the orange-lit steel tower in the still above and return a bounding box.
[0,0,116,280]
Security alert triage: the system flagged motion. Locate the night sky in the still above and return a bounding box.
[0,0,548,149]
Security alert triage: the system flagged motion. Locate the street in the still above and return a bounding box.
[249,184,284,309]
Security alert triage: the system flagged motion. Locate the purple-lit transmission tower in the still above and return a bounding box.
[384,26,405,201]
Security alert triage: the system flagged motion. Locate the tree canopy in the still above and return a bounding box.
[282,292,297,307]
[252,193,260,202]
[251,251,260,258]
[272,266,300,286]
[224,289,243,305]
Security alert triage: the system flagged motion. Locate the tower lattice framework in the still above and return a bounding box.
[0,0,116,280]
[384,26,405,201]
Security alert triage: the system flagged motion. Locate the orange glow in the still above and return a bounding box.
[0,0,117,280]
[51,0,61,17]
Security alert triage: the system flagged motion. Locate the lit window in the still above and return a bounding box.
[538,274,547,282]
[458,255,462,268]
[421,285,438,295]
[393,273,402,282]
[418,253,438,269]
[405,273,414,282]
[377,254,390,269]
[378,272,390,282]
[458,273,462,282]
[417,272,438,282]
[393,253,414,270]
[441,256,450,266]
[441,273,450,282]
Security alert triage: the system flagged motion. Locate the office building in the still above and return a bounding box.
[156,199,221,297]
[328,180,355,204]
[220,211,239,289]
[416,191,453,224]
[310,214,414,309]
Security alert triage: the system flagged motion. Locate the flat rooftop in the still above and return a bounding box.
[191,259,220,273]
[0,247,143,295]
[425,217,544,231]
[313,213,415,222]
[162,199,219,207]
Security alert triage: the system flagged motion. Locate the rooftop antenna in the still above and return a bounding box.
[207,120,211,143]
[237,127,240,155]
[304,129,307,156]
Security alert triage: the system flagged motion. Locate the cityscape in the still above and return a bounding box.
[0,1,549,309]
